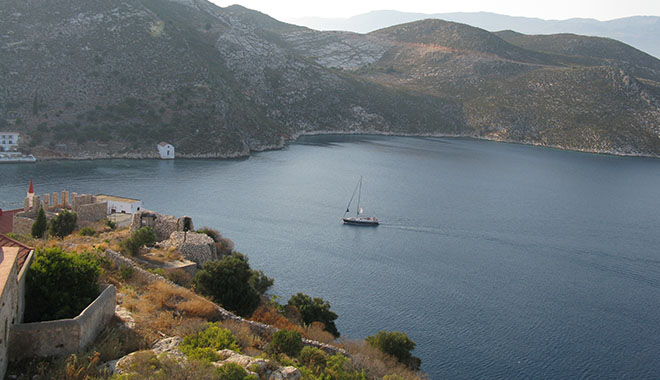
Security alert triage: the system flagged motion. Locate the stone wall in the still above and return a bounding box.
[12,213,56,237]
[0,248,20,380]
[100,249,347,357]
[13,190,108,234]
[16,250,34,324]
[12,216,33,237]
[8,285,116,361]
[71,193,94,211]
[76,202,108,225]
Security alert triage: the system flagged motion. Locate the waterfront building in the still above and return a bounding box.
[157,142,175,159]
[0,132,19,152]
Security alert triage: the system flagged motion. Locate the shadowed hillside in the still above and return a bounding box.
[1,1,659,158]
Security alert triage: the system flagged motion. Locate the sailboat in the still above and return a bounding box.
[342,176,379,226]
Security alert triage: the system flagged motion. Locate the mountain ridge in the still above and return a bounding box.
[1,0,659,159]
[288,10,660,59]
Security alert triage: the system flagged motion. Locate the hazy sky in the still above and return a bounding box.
[210,0,660,21]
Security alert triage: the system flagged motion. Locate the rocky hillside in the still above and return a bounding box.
[1,0,660,158]
[289,11,660,59]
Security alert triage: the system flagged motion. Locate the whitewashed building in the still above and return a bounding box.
[0,132,19,152]
[157,142,174,159]
[95,194,142,214]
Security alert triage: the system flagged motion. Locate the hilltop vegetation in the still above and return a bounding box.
[1,0,659,157]
[8,220,426,380]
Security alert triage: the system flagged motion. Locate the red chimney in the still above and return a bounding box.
[28,179,34,194]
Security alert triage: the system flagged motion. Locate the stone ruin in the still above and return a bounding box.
[13,191,108,235]
[130,210,219,266]
[159,231,218,266]
[130,210,194,241]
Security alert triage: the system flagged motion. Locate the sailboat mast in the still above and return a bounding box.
[344,177,360,217]
[356,176,362,217]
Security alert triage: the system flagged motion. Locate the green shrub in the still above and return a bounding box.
[48,210,77,239]
[249,270,273,295]
[31,207,48,238]
[24,247,100,322]
[288,293,339,338]
[268,329,303,357]
[193,253,261,317]
[147,268,166,276]
[120,226,156,255]
[366,331,421,370]
[216,362,248,380]
[299,346,328,373]
[120,265,135,281]
[323,354,367,380]
[105,218,117,230]
[109,350,233,379]
[165,268,192,287]
[79,226,96,236]
[180,323,240,362]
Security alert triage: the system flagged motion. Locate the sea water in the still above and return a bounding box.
[1,135,659,379]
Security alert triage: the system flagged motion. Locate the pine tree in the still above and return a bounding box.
[48,210,77,239]
[31,208,48,238]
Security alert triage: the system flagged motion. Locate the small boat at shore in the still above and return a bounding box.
[0,153,36,163]
[342,176,379,226]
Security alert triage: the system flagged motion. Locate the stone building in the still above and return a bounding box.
[95,194,142,215]
[0,235,34,379]
[0,132,19,152]
[0,234,116,370]
[157,142,175,159]
[13,189,108,236]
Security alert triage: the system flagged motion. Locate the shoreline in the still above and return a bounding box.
[26,131,660,161]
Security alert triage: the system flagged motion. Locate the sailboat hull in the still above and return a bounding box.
[342,217,379,226]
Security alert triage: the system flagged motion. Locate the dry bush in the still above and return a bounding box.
[143,281,189,310]
[90,318,145,362]
[143,247,183,263]
[339,339,428,380]
[177,298,220,319]
[164,268,192,287]
[170,319,209,338]
[217,320,265,350]
[303,322,336,344]
[127,281,221,343]
[123,267,155,288]
[251,304,304,334]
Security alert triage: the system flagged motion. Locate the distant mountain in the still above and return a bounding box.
[288,10,660,58]
[1,1,660,159]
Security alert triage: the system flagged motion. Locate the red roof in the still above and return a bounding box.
[0,233,33,273]
[28,179,34,194]
[0,208,23,234]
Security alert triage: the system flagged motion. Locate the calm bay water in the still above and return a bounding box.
[2,135,660,379]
